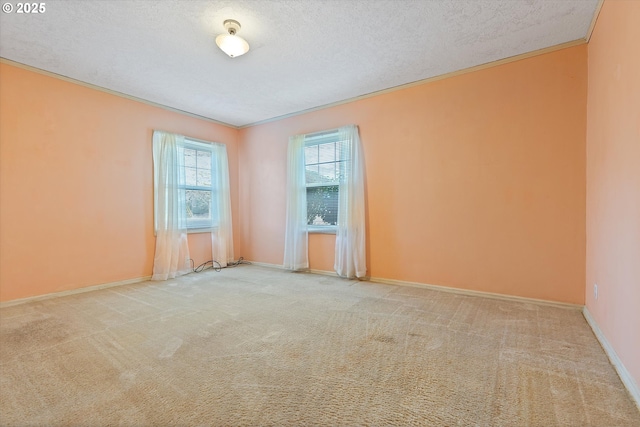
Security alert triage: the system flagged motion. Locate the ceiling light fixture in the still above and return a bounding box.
[215,19,250,58]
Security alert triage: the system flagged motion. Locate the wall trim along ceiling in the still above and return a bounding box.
[0,57,230,128]
[586,0,605,42]
[1,36,589,130]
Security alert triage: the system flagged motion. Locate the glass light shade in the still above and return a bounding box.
[215,34,250,58]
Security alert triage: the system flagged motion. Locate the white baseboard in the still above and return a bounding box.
[0,276,152,308]
[247,261,338,278]
[309,268,339,277]
[583,307,640,410]
[369,276,582,309]
[246,261,581,310]
[246,261,285,270]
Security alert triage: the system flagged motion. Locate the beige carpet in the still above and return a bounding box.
[1,265,638,426]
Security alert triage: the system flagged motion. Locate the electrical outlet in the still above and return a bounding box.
[594,283,598,300]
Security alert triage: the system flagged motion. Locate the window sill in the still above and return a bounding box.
[154,227,215,236]
[187,227,215,234]
[308,226,336,235]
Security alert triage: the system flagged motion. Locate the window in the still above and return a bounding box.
[153,137,219,233]
[284,124,365,276]
[304,131,347,232]
[182,141,216,230]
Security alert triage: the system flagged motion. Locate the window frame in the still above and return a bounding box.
[153,137,218,235]
[304,131,344,234]
[181,139,217,233]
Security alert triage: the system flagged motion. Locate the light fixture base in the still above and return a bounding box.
[223,19,241,35]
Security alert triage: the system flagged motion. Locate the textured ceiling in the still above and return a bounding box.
[0,0,599,127]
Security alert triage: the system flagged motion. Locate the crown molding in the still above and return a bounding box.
[0,57,238,129]
[240,39,586,129]
[2,37,587,131]
[586,0,605,43]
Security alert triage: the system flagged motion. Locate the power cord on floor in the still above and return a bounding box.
[193,260,222,272]
[225,257,251,268]
[189,257,251,273]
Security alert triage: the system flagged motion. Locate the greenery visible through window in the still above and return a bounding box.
[183,141,216,230]
[304,133,346,229]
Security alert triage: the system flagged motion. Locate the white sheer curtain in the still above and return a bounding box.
[211,144,234,267]
[283,134,309,271]
[152,131,191,280]
[334,125,367,278]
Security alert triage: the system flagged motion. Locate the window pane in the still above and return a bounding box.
[318,142,335,163]
[184,149,197,167]
[185,167,197,186]
[197,169,211,187]
[306,165,320,184]
[318,163,336,182]
[305,145,318,165]
[307,185,338,226]
[197,150,211,169]
[186,190,211,220]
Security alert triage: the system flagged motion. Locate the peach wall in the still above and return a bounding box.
[0,63,239,301]
[239,45,587,304]
[586,1,640,391]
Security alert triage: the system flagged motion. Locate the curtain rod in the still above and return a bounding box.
[303,127,341,139]
[154,129,224,147]
[184,136,224,147]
